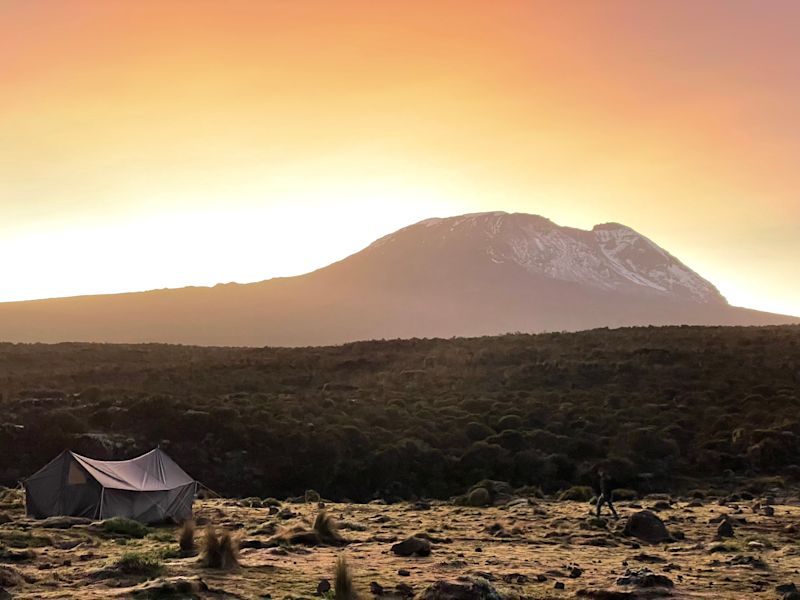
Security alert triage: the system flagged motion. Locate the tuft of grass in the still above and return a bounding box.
[334,555,359,600]
[314,510,344,544]
[102,517,149,538]
[201,527,239,570]
[179,520,196,556]
[147,529,175,543]
[115,551,163,577]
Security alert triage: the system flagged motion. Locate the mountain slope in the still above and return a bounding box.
[0,212,796,345]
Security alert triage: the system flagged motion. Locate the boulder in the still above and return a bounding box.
[623,511,671,544]
[391,536,431,557]
[465,488,491,507]
[419,576,505,600]
[717,520,734,538]
[616,567,673,588]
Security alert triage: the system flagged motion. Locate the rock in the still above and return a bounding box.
[0,566,24,588]
[419,577,505,600]
[466,488,492,507]
[569,565,583,578]
[729,554,767,569]
[623,511,671,544]
[316,579,331,594]
[0,549,34,563]
[276,508,296,519]
[39,516,93,529]
[396,582,414,597]
[554,581,565,590]
[500,573,528,584]
[616,567,673,588]
[575,590,635,599]
[369,581,384,595]
[777,583,797,595]
[398,569,410,576]
[391,536,432,557]
[717,520,734,538]
[631,553,667,564]
[763,505,775,517]
[649,500,671,511]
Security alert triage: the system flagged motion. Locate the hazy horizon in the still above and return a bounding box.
[2,1,799,317]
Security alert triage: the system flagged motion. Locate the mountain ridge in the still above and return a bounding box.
[0,211,796,346]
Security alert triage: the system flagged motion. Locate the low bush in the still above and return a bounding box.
[558,486,594,502]
[115,551,163,577]
[102,517,149,538]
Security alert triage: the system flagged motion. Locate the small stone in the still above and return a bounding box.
[316,579,331,595]
[398,569,410,576]
[369,581,384,595]
[555,581,566,589]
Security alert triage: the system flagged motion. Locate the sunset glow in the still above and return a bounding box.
[2,0,798,316]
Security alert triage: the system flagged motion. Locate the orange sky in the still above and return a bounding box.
[1,0,798,316]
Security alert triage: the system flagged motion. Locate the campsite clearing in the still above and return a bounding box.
[1,493,800,599]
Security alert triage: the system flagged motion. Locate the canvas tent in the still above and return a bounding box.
[24,448,197,523]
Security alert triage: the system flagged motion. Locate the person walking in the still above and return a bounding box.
[595,468,618,519]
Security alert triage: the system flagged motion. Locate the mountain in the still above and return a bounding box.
[0,211,796,346]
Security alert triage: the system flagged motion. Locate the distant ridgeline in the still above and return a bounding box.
[1,325,799,500]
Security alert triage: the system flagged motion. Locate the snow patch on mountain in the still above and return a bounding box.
[372,211,725,304]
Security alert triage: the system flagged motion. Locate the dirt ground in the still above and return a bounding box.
[2,493,800,599]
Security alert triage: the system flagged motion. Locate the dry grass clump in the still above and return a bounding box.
[201,527,239,569]
[334,555,359,600]
[178,520,196,556]
[314,510,344,544]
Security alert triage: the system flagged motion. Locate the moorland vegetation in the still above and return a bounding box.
[1,325,798,500]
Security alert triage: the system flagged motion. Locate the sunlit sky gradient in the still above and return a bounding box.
[1,0,798,316]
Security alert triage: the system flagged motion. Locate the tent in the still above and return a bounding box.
[24,448,197,523]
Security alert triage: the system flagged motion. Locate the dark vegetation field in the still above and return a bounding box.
[1,325,798,501]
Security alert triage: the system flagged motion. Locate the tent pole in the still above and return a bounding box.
[98,488,105,520]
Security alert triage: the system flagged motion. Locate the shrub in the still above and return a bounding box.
[612,488,638,501]
[115,551,163,577]
[558,486,593,502]
[102,518,149,538]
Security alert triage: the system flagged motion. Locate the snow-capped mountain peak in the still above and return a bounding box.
[371,212,725,304]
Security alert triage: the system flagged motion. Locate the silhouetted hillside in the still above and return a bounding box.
[2,325,799,499]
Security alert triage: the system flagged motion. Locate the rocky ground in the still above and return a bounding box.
[2,488,800,599]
